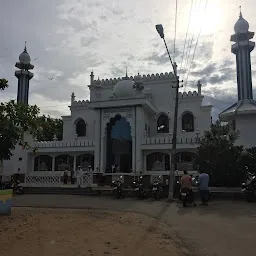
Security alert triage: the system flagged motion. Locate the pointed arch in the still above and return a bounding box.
[74,118,86,137]
[181,111,194,132]
[157,114,169,133]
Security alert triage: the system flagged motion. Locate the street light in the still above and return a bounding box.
[156,24,182,201]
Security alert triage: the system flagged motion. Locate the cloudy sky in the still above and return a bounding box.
[0,0,255,119]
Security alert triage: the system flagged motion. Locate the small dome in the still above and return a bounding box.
[113,80,135,98]
[234,14,249,33]
[19,47,31,64]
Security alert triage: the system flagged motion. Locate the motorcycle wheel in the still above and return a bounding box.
[183,201,187,207]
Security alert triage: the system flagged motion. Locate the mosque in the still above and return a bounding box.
[1,11,256,187]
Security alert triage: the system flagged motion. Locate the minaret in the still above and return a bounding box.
[197,80,202,96]
[71,92,75,105]
[15,42,34,104]
[90,71,94,85]
[231,7,254,101]
[219,8,256,148]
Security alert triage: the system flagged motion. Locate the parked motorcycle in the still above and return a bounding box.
[152,177,163,200]
[0,177,24,195]
[112,176,125,199]
[241,171,256,202]
[133,176,147,199]
[12,178,24,195]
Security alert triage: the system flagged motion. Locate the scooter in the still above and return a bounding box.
[180,187,195,207]
[152,178,163,200]
[133,176,147,199]
[241,171,256,202]
[112,177,125,199]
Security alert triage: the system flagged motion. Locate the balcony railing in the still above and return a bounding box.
[33,139,95,148]
[24,173,93,187]
[142,136,200,145]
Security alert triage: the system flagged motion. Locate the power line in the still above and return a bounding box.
[178,0,194,76]
[173,0,178,62]
[182,0,202,82]
[184,0,209,89]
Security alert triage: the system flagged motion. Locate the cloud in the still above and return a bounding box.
[1,0,256,122]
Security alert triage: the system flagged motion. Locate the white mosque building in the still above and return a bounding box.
[2,50,211,186]
[2,10,255,187]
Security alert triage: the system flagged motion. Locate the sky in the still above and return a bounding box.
[0,0,256,120]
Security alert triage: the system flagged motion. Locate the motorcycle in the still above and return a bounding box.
[0,177,24,195]
[12,178,24,195]
[133,176,147,199]
[112,176,125,199]
[152,177,163,200]
[241,171,256,202]
[179,176,198,207]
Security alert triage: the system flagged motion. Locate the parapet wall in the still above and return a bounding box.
[179,91,200,98]
[91,72,175,86]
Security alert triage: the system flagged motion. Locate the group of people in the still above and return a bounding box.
[63,166,89,187]
[180,169,210,206]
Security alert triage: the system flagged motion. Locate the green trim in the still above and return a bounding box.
[0,189,13,195]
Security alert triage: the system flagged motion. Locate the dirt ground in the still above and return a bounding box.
[0,208,189,256]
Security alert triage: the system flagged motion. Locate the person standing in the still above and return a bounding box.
[76,166,83,188]
[198,170,210,205]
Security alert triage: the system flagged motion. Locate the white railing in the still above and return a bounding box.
[24,173,93,187]
[142,136,200,145]
[33,139,95,148]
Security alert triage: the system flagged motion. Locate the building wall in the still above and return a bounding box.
[235,115,256,148]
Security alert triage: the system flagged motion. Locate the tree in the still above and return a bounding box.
[36,115,63,141]
[195,120,246,187]
[0,100,40,160]
[0,78,9,90]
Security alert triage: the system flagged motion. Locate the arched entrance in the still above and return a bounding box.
[106,114,132,173]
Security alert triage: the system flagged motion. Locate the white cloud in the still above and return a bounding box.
[0,0,256,120]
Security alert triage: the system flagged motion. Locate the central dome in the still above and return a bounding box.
[113,80,135,98]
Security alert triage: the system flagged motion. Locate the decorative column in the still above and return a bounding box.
[73,156,76,172]
[94,109,101,171]
[135,106,143,173]
[132,107,136,173]
[52,156,55,171]
[100,112,105,173]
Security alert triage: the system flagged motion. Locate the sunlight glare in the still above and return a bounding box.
[191,1,223,35]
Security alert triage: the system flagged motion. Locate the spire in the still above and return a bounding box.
[24,41,27,52]
[90,70,94,85]
[239,5,242,18]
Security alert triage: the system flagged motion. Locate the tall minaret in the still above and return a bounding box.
[231,8,255,101]
[15,42,34,104]
[219,8,256,149]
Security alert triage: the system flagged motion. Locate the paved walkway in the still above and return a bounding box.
[12,195,256,256]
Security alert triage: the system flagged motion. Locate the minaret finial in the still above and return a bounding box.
[125,66,128,78]
[239,6,242,18]
[24,41,27,52]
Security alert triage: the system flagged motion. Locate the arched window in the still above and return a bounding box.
[75,119,86,137]
[157,114,169,133]
[182,112,194,132]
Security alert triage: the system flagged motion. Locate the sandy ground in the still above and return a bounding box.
[0,208,188,256]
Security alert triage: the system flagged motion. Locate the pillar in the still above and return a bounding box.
[132,107,136,173]
[73,156,76,171]
[100,112,105,173]
[94,109,101,171]
[135,106,143,173]
[52,156,55,171]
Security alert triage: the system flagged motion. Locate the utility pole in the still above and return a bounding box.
[155,24,183,201]
[169,63,183,201]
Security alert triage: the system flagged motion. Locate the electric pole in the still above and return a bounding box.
[155,24,183,201]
